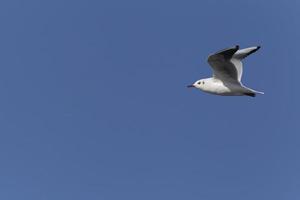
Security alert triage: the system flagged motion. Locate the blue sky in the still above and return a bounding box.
[0,0,299,199]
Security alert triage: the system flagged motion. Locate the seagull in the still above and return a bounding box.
[187,45,264,97]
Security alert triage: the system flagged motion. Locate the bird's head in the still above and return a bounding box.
[187,79,206,90]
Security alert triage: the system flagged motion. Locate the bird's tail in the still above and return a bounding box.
[242,86,264,97]
[254,90,264,95]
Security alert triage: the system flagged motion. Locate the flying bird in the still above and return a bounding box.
[187,45,264,97]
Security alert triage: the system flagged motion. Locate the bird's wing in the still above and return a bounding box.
[232,46,261,81]
[234,46,260,60]
[207,45,240,82]
[230,58,243,82]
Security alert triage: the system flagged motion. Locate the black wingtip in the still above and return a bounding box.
[244,92,256,97]
[247,45,261,56]
[235,45,240,49]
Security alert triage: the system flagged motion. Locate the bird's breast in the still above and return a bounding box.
[202,81,237,95]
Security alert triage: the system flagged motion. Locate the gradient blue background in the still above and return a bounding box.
[0,0,299,199]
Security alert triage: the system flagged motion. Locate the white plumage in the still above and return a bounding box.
[188,45,264,97]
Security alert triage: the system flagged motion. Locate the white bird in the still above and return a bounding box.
[187,45,264,97]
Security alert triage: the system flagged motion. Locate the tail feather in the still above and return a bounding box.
[243,91,264,97]
[242,85,264,97]
[254,91,264,95]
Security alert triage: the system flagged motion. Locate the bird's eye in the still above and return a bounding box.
[198,82,201,85]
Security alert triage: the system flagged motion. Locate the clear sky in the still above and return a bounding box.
[0,0,299,199]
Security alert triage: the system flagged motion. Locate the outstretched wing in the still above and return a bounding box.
[232,46,261,81]
[207,45,240,81]
[207,45,260,82]
[234,46,260,60]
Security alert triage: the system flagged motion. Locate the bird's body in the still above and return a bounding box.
[188,45,264,97]
[196,78,254,96]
